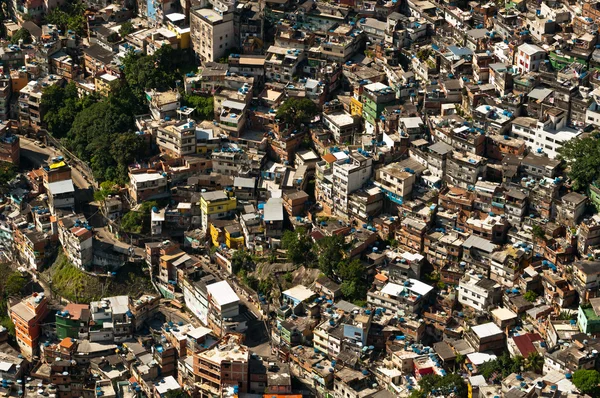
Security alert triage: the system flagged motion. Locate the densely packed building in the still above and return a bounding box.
[4,0,600,395]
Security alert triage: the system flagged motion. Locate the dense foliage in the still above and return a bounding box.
[275,97,319,125]
[182,94,214,121]
[10,28,32,44]
[572,369,600,397]
[119,21,135,37]
[280,228,368,303]
[45,0,87,35]
[557,135,600,192]
[0,265,30,336]
[121,201,159,234]
[409,373,467,398]
[0,161,17,186]
[42,46,196,183]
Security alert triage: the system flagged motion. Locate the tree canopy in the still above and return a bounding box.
[119,21,135,37]
[275,98,319,125]
[572,369,600,397]
[281,227,314,264]
[409,373,467,398]
[10,29,32,44]
[477,352,524,380]
[0,161,17,186]
[182,94,214,121]
[45,0,87,35]
[557,136,600,192]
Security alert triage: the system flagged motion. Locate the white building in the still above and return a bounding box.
[191,8,235,63]
[89,296,133,342]
[47,179,75,213]
[458,272,501,311]
[511,112,582,159]
[331,151,373,216]
[515,43,546,73]
[58,216,93,270]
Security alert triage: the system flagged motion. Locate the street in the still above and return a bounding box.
[19,136,90,189]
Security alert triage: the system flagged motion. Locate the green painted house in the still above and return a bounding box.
[56,303,90,340]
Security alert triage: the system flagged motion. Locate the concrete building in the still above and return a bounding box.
[199,190,237,232]
[9,292,49,359]
[57,215,93,269]
[89,296,133,343]
[458,273,502,312]
[206,280,240,336]
[515,43,546,73]
[128,172,168,204]
[465,322,505,354]
[191,8,235,63]
[193,334,248,395]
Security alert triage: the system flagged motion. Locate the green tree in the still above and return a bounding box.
[46,0,86,35]
[313,235,345,276]
[409,373,467,398]
[281,227,313,264]
[524,351,544,373]
[93,180,118,201]
[275,98,319,125]
[258,278,274,297]
[231,250,253,274]
[572,369,600,396]
[164,389,187,398]
[524,291,538,303]
[557,136,600,192]
[10,28,32,44]
[120,21,135,36]
[121,211,143,234]
[5,273,27,297]
[182,94,214,121]
[0,161,17,186]
[531,225,546,241]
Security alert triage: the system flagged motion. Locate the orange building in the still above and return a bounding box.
[10,292,49,359]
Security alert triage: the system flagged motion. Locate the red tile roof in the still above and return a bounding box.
[512,333,543,358]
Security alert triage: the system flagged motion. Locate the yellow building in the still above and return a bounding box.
[166,17,191,49]
[209,220,244,249]
[94,73,119,96]
[200,190,237,232]
[350,96,363,116]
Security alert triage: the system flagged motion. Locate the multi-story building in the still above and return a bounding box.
[0,121,20,164]
[0,69,11,121]
[573,261,600,303]
[89,296,133,342]
[19,76,62,131]
[191,8,235,63]
[464,322,505,354]
[57,215,93,270]
[156,120,198,157]
[206,280,240,336]
[55,303,90,340]
[375,162,416,206]
[194,334,248,396]
[515,43,546,73]
[219,100,247,138]
[458,272,502,312]
[264,46,307,82]
[128,172,168,204]
[146,89,181,121]
[328,151,373,216]
[200,190,237,232]
[367,279,434,314]
[9,292,49,359]
[446,151,486,189]
[361,82,396,135]
[511,113,582,159]
[322,109,361,145]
